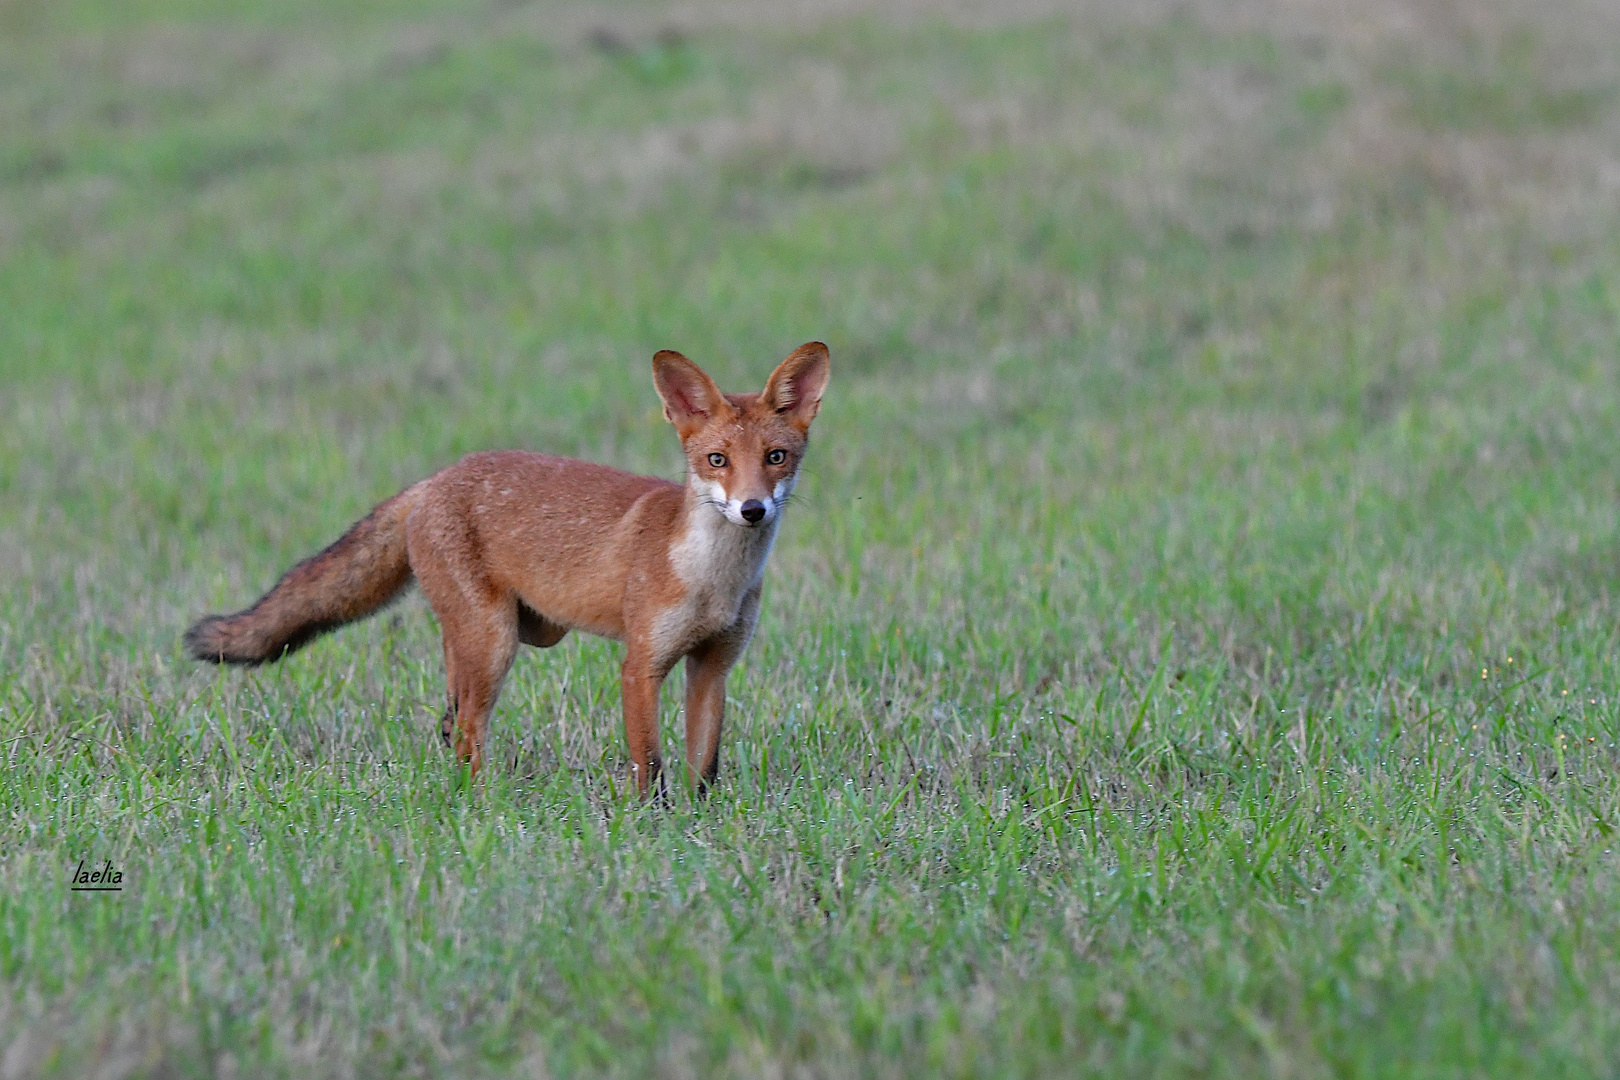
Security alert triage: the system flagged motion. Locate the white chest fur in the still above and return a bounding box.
[650,493,778,660]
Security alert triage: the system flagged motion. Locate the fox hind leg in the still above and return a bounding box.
[438,608,518,774]
[414,553,519,774]
[438,634,461,748]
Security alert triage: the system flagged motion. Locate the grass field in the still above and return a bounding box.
[5,0,1620,1075]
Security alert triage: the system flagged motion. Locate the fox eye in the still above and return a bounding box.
[765,449,787,466]
[708,452,728,468]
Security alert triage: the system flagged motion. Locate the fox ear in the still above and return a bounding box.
[761,342,830,430]
[653,350,727,438]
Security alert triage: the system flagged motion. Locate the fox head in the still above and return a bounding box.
[653,342,830,529]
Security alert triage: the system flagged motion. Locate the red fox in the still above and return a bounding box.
[186,343,829,798]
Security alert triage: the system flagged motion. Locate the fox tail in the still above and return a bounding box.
[185,485,422,666]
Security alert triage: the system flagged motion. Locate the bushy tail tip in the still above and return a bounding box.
[183,486,419,667]
[184,613,285,666]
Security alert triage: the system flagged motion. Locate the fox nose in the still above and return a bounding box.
[739,500,767,524]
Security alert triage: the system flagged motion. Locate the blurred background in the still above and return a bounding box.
[5,0,1620,643]
[5,0,1620,1074]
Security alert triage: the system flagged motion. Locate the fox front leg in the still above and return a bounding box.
[620,652,673,802]
[682,592,757,795]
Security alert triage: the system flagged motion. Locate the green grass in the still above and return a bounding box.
[5,1,1620,1075]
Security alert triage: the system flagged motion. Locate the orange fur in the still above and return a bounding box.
[186,343,830,797]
